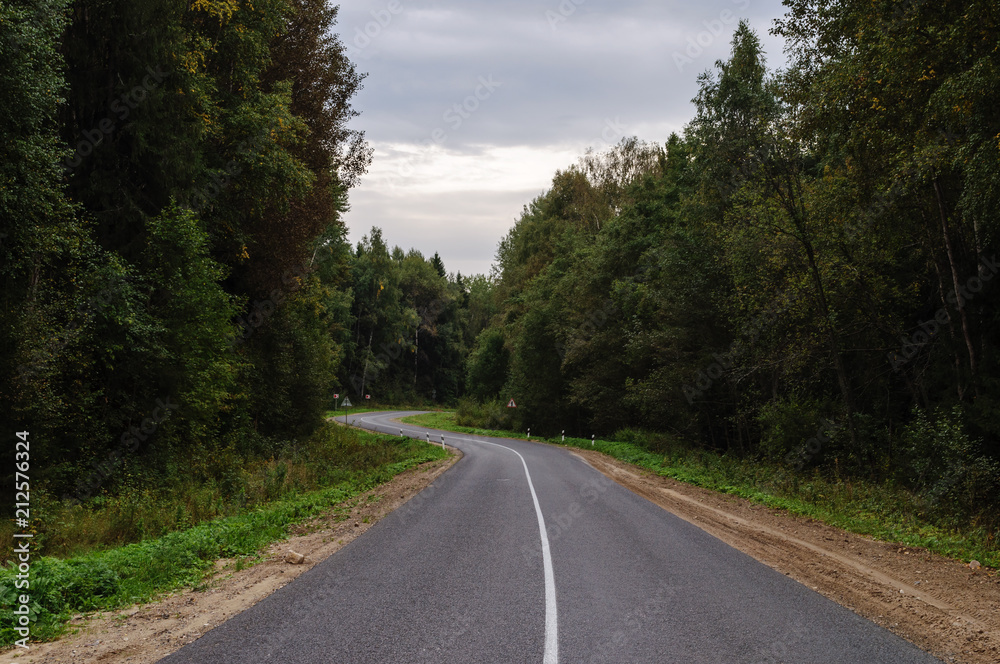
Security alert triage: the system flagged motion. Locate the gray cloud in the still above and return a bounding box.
[347,187,545,277]
[338,0,790,275]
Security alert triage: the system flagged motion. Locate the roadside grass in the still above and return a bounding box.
[324,404,449,420]
[401,412,999,569]
[0,425,448,647]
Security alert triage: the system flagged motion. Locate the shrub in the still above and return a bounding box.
[456,398,519,431]
[897,406,1000,520]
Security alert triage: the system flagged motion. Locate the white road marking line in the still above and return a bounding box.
[472,438,559,664]
[358,415,560,663]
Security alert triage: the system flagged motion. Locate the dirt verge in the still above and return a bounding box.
[0,452,460,664]
[571,448,999,664]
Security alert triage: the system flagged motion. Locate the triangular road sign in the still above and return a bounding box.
[341,396,353,408]
[507,399,516,408]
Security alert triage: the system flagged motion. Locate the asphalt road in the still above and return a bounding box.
[160,411,942,663]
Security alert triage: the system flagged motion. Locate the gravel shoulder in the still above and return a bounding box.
[571,447,999,664]
[0,453,460,664]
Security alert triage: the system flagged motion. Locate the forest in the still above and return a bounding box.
[1,0,491,514]
[462,4,1000,534]
[2,0,999,552]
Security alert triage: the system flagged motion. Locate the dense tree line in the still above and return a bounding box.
[341,229,493,405]
[0,0,486,503]
[3,0,998,526]
[466,5,1000,516]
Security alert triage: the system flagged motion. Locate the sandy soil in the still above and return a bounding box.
[0,453,460,664]
[5,440,998,664]
[571,448,1000,664]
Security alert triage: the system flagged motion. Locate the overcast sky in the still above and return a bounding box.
[335,0,790,277]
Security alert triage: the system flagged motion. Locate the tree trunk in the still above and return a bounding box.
[924,211,964,400]
[361,327,373,396]
[777,172,859,447]
[933,179,976,384]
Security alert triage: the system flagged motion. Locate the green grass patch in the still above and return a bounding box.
[324,404,449,420]
[400,411,475,432]
[0,426,448,647]
[403,412,999,569]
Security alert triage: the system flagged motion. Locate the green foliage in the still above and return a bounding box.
[0,426,448,645]
[338,229,481,406]
[459,8,1000,533]
[465,328,509,401]
[142,204,242,443]
[1,0,379,504]
[455,398,520,431]
[898,407,1000,519]
[757,397,828,462]
[4,0,999,610]
[612,428,680,456]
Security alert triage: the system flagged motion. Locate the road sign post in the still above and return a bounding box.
[341,396,352,425]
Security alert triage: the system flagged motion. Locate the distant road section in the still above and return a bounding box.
[160,411,941,663]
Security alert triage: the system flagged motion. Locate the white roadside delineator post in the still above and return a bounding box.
[561,430,565,442]
[592,434,595,446]
[441,434,446,450]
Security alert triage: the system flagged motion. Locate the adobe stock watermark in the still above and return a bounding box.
[781,418,841,473]
[545,0,586,31]
[593,117,628,153]
[843,125,970,243]
[758,621,813,663]
[442,76,502,134]
[557,261,655,362]
[556,299,617,361]
[17,277,128,382]
[887,254,998,372]
[343,0,405,62]
[64,396,180,504]
[182,129,274,214]
[587,579,680,664]
[234,256,331,345]
[396,456,454,523]
[683,291,803,403]
[63,65,171,171]
[350,298,447,393]
[417,609,474,663]
[672,0,749,72]
[381,75,502,190]
[520,472,616,569]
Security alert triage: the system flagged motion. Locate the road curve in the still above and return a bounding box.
[160,411,941,663]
